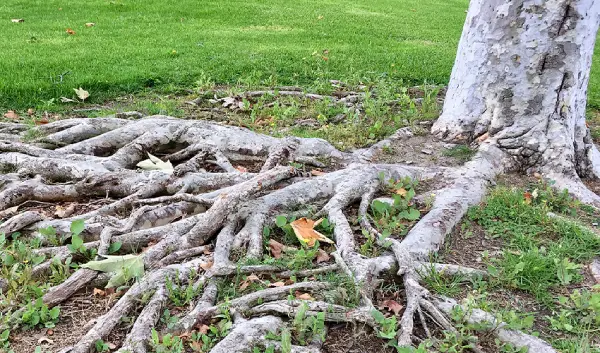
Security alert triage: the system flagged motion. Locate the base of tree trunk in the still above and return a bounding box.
[2,110,590,353]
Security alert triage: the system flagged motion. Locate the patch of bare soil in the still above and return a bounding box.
[323,324,395,353]
[371,127,467,168]
[10,290,116,353]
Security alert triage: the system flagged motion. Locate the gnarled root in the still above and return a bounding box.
[0,115,563,353]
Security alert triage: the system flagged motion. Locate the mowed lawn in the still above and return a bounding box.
[1,0,600,110]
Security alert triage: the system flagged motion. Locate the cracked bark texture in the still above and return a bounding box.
[433,0,600,178]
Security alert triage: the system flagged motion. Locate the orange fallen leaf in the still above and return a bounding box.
[93,288,106,296]
[295,291,315,301]
[381,299,403,315]
[476,132,489,143]
[66,28,76,35]
[235,165,248,173]
[523,191,532,204]
[269,281,285,287]
[316,249,330,263]
[200,260,214,271]
[3,110,18,119]
[269,239,285,259]
[311,169,326,176]
[35,117,49,125]
[290,218,334,247]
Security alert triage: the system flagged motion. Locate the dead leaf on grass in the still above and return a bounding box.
[290,218,333,247]
[27,108,35,116]
[66,28,76,35]
[74,87,89,101]
[60,97,77,103]
[85,22,95,27]
[3,111,18,119]
[35,117,49,125]
[11,19,24,23]
[239,274,261,291]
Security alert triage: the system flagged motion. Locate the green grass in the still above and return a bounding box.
[0,0,463,110]
[467,184,600,303]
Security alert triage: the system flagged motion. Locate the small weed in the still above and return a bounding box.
[151,329,184,353]
[160,309,180,330]
[20,298,60,329]
[419,264,466,297]
[94,339,110,353]
[442,145,475,162]
[369,174,420,237]
[166,271,201,307]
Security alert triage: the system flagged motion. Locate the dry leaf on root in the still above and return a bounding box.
[269,239,285,259]
[200,261,213,271]
[269,281,285,287]
[295,291,315,301]
[290,218,333,247]
[55,204,76,218]
[316,249,330,263]
[311,169,326,176]
[381,299,403,315]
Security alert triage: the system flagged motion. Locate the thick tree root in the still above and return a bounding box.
[0,115,564,352]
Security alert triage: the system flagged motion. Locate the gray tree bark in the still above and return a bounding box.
[433,0,600,178]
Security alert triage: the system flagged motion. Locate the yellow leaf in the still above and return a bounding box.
[395,188,407,197]
[290,218,334,247]
[74,87,89,101]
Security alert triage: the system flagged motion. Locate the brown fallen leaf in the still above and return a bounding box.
[269,281,285,287]
[311,169,326,176]
[27,108,35,116]
[93,288,106,296]
[523,191,532,204]
[290,218,334,247]
[269,239,285,259]
[46,329,54,336]
[239,274,261,291]
[295,291,315,301]
[35,117,49,125]
[85,22,95,27]
[476,132,489,143]
[3,110,18,119]
[189,341,203,351]
[381,299,403,315]
[200,260,214,271]
[316,249,330,263]
[0,205,19,218]
[55,204,76,218]
[11,19,24,23]
[106,342,117,350]
[235,165,248,173]
[196,324,210,334]
[66,28,76,35]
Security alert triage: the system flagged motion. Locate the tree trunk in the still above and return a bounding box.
[432,0,600,177]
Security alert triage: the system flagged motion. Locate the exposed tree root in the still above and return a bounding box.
[0,115,569,352]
